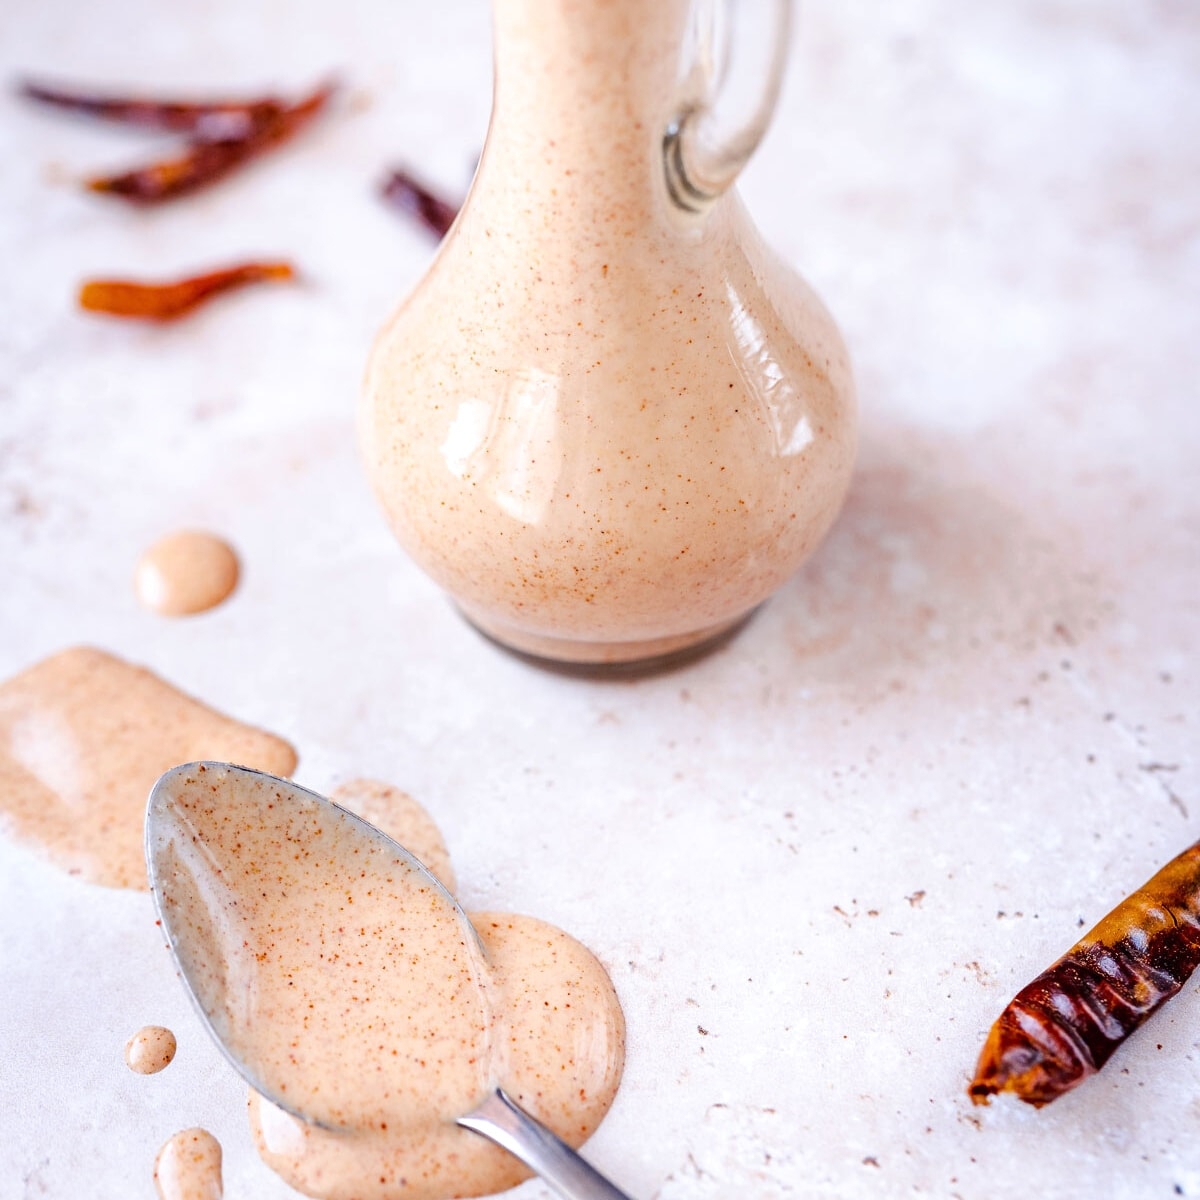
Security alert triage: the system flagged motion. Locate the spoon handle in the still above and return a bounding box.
[458,1088,634,1200]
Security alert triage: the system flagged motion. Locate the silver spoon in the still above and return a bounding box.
[146,761,633,1200]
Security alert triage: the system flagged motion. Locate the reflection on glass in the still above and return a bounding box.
[440,399,492,480]
[439,368,564,527]
[725,280,813,458]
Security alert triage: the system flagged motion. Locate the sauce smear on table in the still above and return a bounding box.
[0,647,296,888]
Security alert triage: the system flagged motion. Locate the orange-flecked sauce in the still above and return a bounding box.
[152,764,624,1200]
[0,647,296,888]
[125,1025,177,1074]
[134,531,240,617]
[154,1128,223,1200]
[330,777,457,892]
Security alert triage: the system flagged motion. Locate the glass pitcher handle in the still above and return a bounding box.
[664,0,793,212]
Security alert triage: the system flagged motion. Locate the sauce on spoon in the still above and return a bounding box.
[149,763,624,1200]
[330,776,456,893]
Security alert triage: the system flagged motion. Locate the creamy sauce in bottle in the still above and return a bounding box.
[154,1128,223,1200]
[361,0,856,665]
[153,764,624,1200]
[125,1025,177,1074]
[0,647,296,888]
[135,531,240,616]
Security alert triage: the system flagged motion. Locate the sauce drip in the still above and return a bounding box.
[134,531,240,616]
[154,1128,223,1200]
[152,764,624,1200]
[125,1025,177,1074]
[0,647,297,888]
[330,777,456,892]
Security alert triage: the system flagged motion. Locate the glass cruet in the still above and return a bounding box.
[361,0,856,669]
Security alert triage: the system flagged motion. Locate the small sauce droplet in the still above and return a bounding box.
[125,1025,177,1074]
[154,1128,222,1200]
[135,531,239,616]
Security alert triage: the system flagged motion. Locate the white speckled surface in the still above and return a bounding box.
[1,2,1198,1199]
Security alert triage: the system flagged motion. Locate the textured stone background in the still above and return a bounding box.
[1,2,1197,1197]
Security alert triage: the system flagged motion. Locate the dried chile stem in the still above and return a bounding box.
[79,261,295,321]
[86,81,336,203]
[969,838,1200,1107]
[380,168,459,239]
[19,79,284,138]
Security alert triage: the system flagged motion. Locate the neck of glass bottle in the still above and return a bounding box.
[485,0,691,214]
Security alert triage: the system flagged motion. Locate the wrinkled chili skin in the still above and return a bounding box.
[380,169,459,239]
[970,840,1200,1107]
[86,82,335,203]
[19,79,282,137]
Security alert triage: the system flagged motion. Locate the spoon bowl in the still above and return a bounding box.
[146,761,632,1200]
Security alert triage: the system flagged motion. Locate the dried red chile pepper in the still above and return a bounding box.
[20,78,335,202]
[19,79,282,137]
[89,83,335,203]
[969,838,1200,1107]
[79,261,295,321]
[380,168,459,239]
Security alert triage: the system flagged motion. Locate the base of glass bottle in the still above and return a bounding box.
[455,604,758,677]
